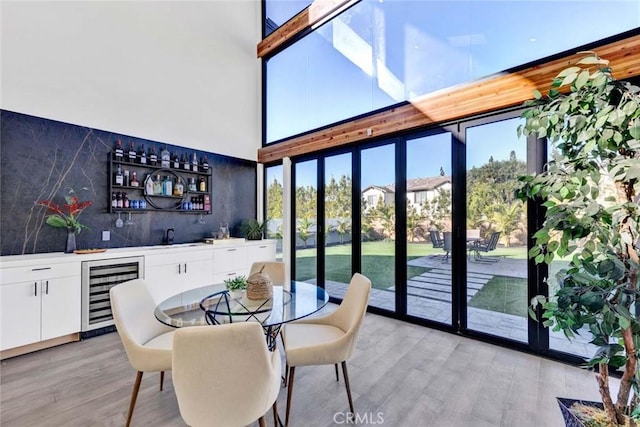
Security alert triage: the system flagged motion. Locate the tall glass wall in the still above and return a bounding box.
[265,0,639,143]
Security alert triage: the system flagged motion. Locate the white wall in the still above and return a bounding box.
[1,0,262,161]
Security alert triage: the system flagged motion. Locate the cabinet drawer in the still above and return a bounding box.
[145,248,212,267]
[213,246,247,272]
[0,262,80,285]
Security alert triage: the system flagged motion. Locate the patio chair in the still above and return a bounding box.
[441,231,452,263]
[429,230,444,249]
[469,231,501,262]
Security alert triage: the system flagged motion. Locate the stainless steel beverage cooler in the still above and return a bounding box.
[81,256,144,332]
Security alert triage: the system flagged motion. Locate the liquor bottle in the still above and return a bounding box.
[153,174,163,195]
[116,192,123,208]
[198,176,206,192]
[174,178,184,196]
[172,152,180,169]
[138,144,147,165]
[161,146,170,168]
[114,139,124,161]
[131,172,139,187]
[149,146,158,166]
[145,173,155,195]
[182,153,190,170]
[163,176,173,196]
[111,192,117,208]
[115,164,124,186]
[189,177,197,192]
[123,169,130,187]
[204,194,211,212]
[128,142,137,163]
[192,152,199,172]
[202,155,209,172]
[123,192,129,208]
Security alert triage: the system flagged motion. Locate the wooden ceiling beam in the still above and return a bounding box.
[258,34,640,164]
[257,0,358,58]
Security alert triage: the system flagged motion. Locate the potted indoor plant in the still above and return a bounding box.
[517,53,640,425]
[240,219,266,240]
[224,275,247,299]
[37,187,93,253]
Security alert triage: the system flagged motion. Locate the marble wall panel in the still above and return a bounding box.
[0,110,257,255]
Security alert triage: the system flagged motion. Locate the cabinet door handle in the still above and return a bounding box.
[45,281,49,295]
[227,273,236,276]
[31,267,52,271]
[184,263,187,274]
[259,245,267,248]
[34,282,38,296]
[227,248,236,252]
[178,264,181,274]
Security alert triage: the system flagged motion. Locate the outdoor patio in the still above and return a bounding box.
[319,254,596,359]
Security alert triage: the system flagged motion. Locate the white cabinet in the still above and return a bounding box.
[0,262,80,352]
[144,247,214,303]
[212,245,248,284]
[211,240,277,284]
[246,241,277,267]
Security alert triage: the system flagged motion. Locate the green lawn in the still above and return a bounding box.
[293,241,561,317]
[295,241,432,286]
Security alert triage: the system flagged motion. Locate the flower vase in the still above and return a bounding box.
[65,229,76,254]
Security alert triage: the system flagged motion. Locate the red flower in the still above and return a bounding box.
[37,188,93,234]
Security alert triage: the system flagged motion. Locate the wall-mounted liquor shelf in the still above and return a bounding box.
[108,151,212,214]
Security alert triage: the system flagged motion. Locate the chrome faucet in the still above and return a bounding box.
[164,228,175,245]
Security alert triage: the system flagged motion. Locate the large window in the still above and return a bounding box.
[265,0,639,143]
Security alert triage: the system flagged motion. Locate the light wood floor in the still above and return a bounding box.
[1,309,613,427]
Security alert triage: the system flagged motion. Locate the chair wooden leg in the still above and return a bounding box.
[126,371,143,427]
[160,371,165,391]
[272,400,279,427]
[258,415,267,427]
[284,362,289,387]
[341,361,354,414]
[335,363,339,381]
[285,366,296,427]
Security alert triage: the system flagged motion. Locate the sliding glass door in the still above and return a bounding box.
[361,144,396,311]
[293,160,318,282]
[464,118,528,342]
[406,132,452,323]
[323,153,353,299]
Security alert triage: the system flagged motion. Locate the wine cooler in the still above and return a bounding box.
[81,256,144,333]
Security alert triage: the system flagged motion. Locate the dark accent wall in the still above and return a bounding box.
[0,110,257,255]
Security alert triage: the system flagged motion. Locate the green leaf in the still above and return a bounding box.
[532,89,542,100]
[630,121,640,140]
[574,70,590,89]
[557,66,582,78]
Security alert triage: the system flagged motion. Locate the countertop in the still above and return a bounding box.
[0,239,275,269]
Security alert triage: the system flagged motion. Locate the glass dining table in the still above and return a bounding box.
[154,281,329,350]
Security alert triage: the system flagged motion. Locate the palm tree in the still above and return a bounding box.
[296,217,315,248]
[490,201,524,247]
[332,217,351,244]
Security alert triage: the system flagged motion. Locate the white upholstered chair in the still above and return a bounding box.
[282,273,371,427]
[172,322,282,427]
[249,261,287,285]
[109,279,175,427]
